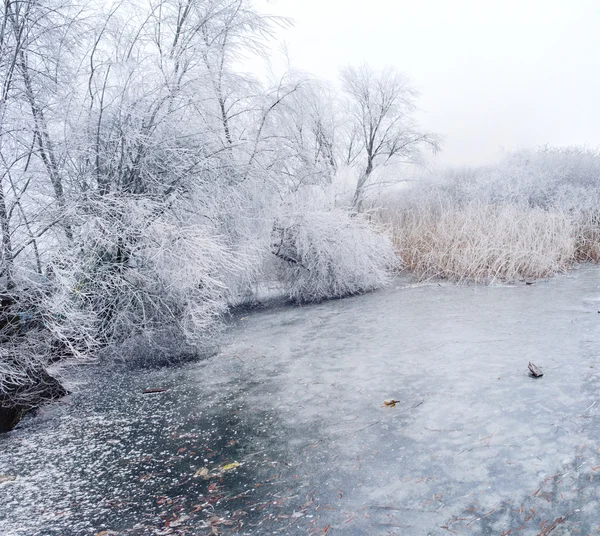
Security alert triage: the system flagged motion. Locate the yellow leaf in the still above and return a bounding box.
[221,462,240,471]
[383,399,398,407]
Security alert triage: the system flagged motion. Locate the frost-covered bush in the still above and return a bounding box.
[0,340,67,402]
[272,207,396,303]
[379,146,600,282]
[70,195,241,350]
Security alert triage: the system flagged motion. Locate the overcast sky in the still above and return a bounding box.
[253,0,600,166]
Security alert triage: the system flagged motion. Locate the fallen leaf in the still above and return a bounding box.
[194,467,210,479]
[221,462,240,471]
[383,399,399,407]
[208,516,234,526]
[0,475,16,483]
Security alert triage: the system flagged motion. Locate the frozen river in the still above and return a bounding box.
[2,268,600,535]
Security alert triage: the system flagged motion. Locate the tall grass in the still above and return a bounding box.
[378,147,600,282]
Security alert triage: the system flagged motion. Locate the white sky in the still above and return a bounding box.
[253,0,600,165]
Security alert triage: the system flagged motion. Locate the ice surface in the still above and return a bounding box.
[1,267,600,535]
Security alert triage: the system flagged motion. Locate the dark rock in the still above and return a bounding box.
[528,361,544,378]
[0,407,25,433]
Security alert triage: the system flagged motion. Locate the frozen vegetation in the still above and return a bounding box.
[272,197,396,303]
[379,147,600,282]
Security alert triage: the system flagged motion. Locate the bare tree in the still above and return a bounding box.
[3,0,82,239]
[264,77,338,191]
[340,64,441,211]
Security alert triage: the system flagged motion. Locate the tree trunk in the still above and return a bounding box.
[353,158,373,212]
[0,181,14,289]
[18,50,73,241]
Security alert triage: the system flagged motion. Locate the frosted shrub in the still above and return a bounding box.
[72,195,240,350]
[140,219,240,344]
[272,209,396,303]
[0,342,67,403]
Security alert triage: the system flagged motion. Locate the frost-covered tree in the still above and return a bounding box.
[270,190,396,303]
[340,64,441,211]
[263,76,338,191]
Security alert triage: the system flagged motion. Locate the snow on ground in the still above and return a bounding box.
[2,267,600,535]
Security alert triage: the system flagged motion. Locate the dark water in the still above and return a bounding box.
[2,268,600,535]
